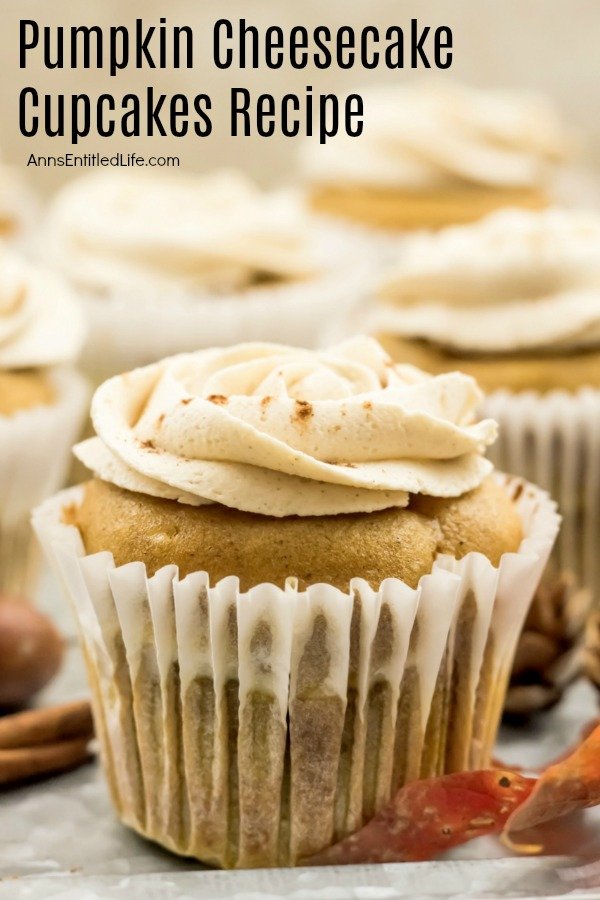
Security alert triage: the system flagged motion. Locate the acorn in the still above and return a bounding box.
[0,599,64,708]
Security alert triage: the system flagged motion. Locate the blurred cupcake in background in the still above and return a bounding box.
[0,159,38,246]
[42,169,370,383]
[365,206,600,604]
[300,81,573,232]
[0,244,87,596]
[34,335,558,867]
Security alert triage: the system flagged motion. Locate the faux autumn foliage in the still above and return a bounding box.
[305,723,600,866]
[305,770,535,866]
[505,722,600,838]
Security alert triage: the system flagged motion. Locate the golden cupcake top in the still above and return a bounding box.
[372,207,600,354]
[75,336,497,517]
[44,169,320,294]
[301,81,572,192]
[0,244,85,370]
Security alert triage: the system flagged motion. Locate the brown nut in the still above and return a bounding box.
[0,600,64,708]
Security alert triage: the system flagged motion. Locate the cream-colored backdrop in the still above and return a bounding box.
[1,0,599,195]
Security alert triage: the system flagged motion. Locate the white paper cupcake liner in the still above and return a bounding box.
[484,388,600,603]
[0,368,88,597]
[33,476,558,868]
[68,225,374,385]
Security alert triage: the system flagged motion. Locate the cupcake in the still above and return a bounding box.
[0,244,87,596]
[42,169,368,383]
[0,162,38,246]
[367,206,600,602]
[300,81,572,232]
[34,336,558,867]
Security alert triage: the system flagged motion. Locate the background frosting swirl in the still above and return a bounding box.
[373,208,600,354]
[302,82,571,191]
[75,336,497,517]
[0,246,85,369]
[45,169,318,294]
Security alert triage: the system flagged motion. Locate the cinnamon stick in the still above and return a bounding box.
[0,699,94,750]
[0,738,93,785]
[0,700,95,787]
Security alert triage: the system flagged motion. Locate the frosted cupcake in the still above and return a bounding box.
[301,82,572,232]
[368,206,600,602]
[34,336,558,868]
[43,169,368,383]
[0,244,87,596]
[0,162,38,246]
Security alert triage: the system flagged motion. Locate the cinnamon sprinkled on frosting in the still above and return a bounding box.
[372,208,600,354]
[75,336,497,517]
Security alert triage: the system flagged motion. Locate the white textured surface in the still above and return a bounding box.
[1,578,599,898]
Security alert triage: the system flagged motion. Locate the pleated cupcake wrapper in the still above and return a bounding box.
[72,226,374,385]
[33,476,558,868]
[484,388,600,604]
[0,368,88,597]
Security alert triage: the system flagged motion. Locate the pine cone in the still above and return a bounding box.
[504,568,592,720]
[584,610,600,693]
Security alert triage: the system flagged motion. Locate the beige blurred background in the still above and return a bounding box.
[2,0,600,196]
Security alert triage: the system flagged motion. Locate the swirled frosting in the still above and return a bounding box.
[372,208,600,354]
[45,170,318,294]
[0,246,85,369]
[75,336,497,517]
[302,82,571,191]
